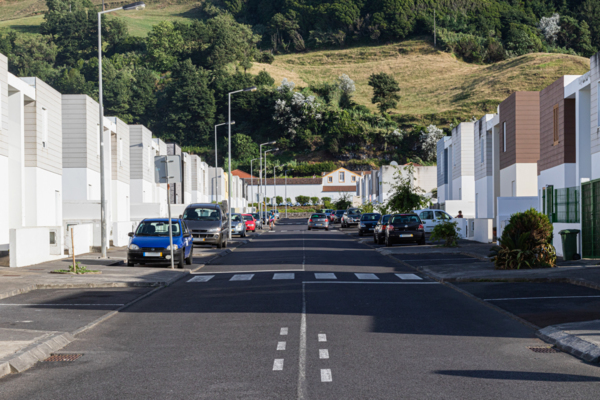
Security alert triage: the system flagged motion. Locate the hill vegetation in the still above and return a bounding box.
[0,0,594,175]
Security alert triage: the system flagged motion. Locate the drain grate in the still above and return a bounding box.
[44,354,83,362]
[528,346,560,353]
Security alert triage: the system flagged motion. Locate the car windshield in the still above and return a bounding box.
[136,221,181,236]
[349,213,360,218]
[251,213,260,219]
[243,215,254,221]
[183,207,220,221]
[391,215,420,224]
[361,213,381,221]
[382,215,391,224]
[335,211,345,216]
[231,214,242,222]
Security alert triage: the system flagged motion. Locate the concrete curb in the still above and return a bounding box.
[536,325,600,363]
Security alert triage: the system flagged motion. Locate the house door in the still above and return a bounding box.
[582,179,600,258]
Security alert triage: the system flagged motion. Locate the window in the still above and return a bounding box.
[339,171,345,182]
[503,122,507,152]
[135,221,181,236]
[553,104,559,145]
[41,107,48,148]
[420,211,434,220]
[351,175,356,182]
[327,176,332,183]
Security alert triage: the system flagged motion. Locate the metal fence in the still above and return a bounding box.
[543,185,579,223]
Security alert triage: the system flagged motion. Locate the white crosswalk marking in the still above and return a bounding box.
[321,369,332,382]
[355,273,379,280]
[277,341,286,350]
[273,359,284,371]
[395,273,423,280]
[319,349,329,359]
[318,334,327,342]
[280,327,288,335]
[230,274,255,281]
[315,273,337,280]
[273,273,295,280]
[187,275,215,283]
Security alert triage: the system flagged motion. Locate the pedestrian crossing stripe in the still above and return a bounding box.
[395,274,422,280]
[187,272,425,283]
[187,275,215,282]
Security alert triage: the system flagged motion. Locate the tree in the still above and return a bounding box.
[146,21,184,73]
[310,196,320,205]
[276,196,283,204]
[368,72,401,114]
[420,125,445,162]
[296,195,309,204]
[333,193,352,210]
[538,13,560,43]
[9,35,58,81]
[579,0,600,49]
[385,165,427,213]
[157,59,215,146]
[232,133,259,160]
[256,70,275,87]
[286,197,292,203]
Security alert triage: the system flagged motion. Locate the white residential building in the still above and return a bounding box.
[209,167,225,203]
[474,114,496,219]
[152,138,168,205]
[182,152,192,204]
[129,125,154,204]
[108,116,133,246]
[191,155,209,203]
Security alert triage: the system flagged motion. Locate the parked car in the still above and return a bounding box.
[373,214,391,245]
[230,213,247,237]
[127,218,193,268]
[342,210,361,228]
[358,213,381,236]
[412,209,453,233]
[308,213,330,231]
[182,203,229,249]
[250,212,263,230]
[385,213,426,247]
[333,210,345,223]
[242,214,257,232]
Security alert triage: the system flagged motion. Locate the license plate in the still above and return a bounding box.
[368,228,373,231]
[144,252,161,257]
[317,223,323,226]
[400,234,413,238]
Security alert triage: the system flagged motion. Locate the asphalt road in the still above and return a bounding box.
[2,220,600,399]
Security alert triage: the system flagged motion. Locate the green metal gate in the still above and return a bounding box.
[582,179,600,258]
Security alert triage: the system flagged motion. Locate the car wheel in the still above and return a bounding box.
[217,237,223,249]
[177,251,185,269]
[326,227,329,231]
[127,261,134,267]
[373,235,377,244]
[308,227,311,230]
[385,236,392,247]
[185,249,192,265]
[418,237,426,245]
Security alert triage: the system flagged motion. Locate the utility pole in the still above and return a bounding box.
[434,9,436,48]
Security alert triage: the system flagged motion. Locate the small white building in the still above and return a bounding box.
[182,152,192,204]
[322,168,361,203]
[208,167,225,203]
[474,114,496,219]
[152,138,168,205]
[191,155,209,203]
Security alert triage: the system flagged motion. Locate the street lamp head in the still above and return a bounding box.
[244,86,258,92]
[123,1,146,10]
[273,148,279,151]
[230,121,236,125]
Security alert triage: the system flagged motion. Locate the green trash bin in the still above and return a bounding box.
[558,229,580,261]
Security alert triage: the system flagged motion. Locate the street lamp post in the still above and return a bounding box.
[214,121,234,203]
[250,158,258,211]
[285,169,293,219]
[227,87,256,239]
[259,141,276,221]
[263,148,277,216]
[274,164,282,215]
[98,1,145,258]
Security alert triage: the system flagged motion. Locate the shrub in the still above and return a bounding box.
[430,221,460,247]
[489,208,556,269]
[258,52,275,64]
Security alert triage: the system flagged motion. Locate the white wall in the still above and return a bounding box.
[444,200,475,218]
[474,218,494,243]
[112,221,135,247]
[23,167,62,227]
[475,176,494,219]
[10,227,50,267]
[111,179,130,223]
[65,223,93,256]
[592,152,600,180]
[0,156,9,250]
[130,202,166,221]
[500,163,538,197]
[322,168,360,186]
[130,179,154,204]
[452,175,475,202]
[496,196,539,239]
[63,168,101,200]
[249,184,323,203]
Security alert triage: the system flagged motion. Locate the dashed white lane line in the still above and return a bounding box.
[277,341,286,350]
[318,334,327,342]
[395,273,423,280]
[321,369,332,382]
[280,327,289,335]
[273,273,295,280]
[355,273,379,280]
[319,349,329,359]
[315,273,337,280]
[273,359,284,371]
[484,295,600,301]
[230,274,254,281]
[187,275,215,282]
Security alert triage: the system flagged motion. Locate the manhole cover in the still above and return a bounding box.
[527,346,560,353]
[44,354,83,362]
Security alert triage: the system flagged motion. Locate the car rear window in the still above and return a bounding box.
[361,214,381,221]
[391,215,420,224]
[382,215,391,224]
[311,214,325,218]
[136,221,181,236]
[243,215,253,221]
[184,208,219,221]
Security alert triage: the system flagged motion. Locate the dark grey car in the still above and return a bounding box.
[308,213,330,231]
[182,204,229,249]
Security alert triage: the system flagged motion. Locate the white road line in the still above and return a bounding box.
[230,274,254,281]
[319,349,329,359]
[485,295,600,302]
[395,273,423,280]
[277,341,286,350]
[355,273,379,280]
[321,369,332,382]
[273,359,284,371]
[318,334,327,342]
[193,269,303,274]
[314,273,337,280]
[0,304,125,306]
[280,327,289,335]
[187,275,215,282]
[298,281,308,399]
[399,258,475,262]
[304,281,438,285]
[273,273,295,280]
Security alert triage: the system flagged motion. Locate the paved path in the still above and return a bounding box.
[2,220,600,399]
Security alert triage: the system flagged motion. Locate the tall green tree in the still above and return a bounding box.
[368,72,401,114]
[157,59,215,146]
[232,133,259,160]
[146,21,184,73]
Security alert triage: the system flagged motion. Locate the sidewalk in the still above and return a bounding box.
[0,237,253,379]
[372,239,600,364]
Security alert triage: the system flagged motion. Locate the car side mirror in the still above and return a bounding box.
[184,232,191,237]
[128,232,134,237]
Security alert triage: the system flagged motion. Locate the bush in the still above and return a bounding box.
[430,221,460,247]
[489,208,556,269]
[258,52,275,64]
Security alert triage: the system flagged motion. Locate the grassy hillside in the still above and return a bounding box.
[250,39,590,126]
[0,0,203,36]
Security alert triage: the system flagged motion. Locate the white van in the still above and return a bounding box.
[412,209,453,233]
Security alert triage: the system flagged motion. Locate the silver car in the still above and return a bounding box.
[230,213,247,238]
[308,213,330,231]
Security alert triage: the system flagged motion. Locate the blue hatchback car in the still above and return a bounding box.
[127,218,193,268]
